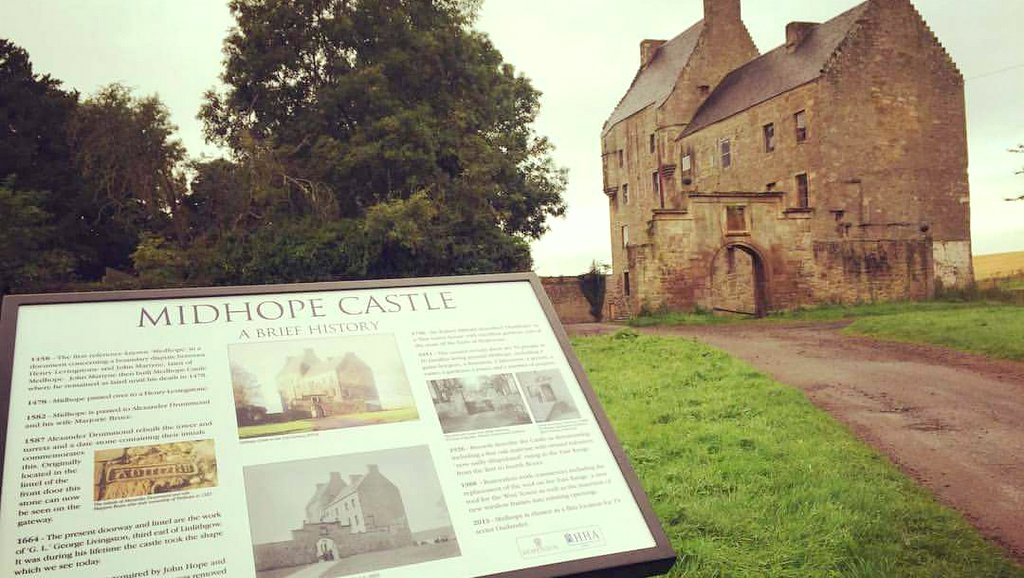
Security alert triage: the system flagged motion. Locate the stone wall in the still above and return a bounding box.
[254,523,411,572]
[540,276,610,323]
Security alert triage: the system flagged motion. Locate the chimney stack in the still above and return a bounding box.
[640,39,666,68]
[703,0,741,24]
[786,22,818,51]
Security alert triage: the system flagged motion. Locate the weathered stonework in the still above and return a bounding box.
[602,0,972,315]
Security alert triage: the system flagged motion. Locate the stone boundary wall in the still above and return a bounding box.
[540,276,613,324]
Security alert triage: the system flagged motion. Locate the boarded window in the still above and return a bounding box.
[726,206,747,233]
[720,139,732,168]
[763,123,775,152]
[795,110,807,142]
[796,173,809,207]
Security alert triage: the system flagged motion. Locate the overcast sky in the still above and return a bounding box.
[3,0,1022,275]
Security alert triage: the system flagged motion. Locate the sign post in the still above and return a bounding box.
[1,273,676,578]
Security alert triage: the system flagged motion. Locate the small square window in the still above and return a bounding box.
[720,138,732,168]
[763,123,775,152]
[795,173,809,207]
[726,205,747,233]
[795,110,807,142]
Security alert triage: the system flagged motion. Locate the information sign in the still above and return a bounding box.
[1,273,676,577]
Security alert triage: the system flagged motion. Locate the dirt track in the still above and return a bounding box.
[568,321,1024,562]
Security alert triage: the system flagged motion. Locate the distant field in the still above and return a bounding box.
[974,251,1024,280]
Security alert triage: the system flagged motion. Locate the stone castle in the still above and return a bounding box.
[602,0,971,316]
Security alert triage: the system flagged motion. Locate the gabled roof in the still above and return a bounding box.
[683,1,870,136]
[603,20,705,135]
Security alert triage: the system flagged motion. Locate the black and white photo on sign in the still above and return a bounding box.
[244,445,459,578]
[228,334,418,439]
[516,369,582,422]
[428,373,533,434]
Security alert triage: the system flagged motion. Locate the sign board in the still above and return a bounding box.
[0,273,676,578]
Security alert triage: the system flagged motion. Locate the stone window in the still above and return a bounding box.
[624,271,631,296]
[795,110,807,142]
[649,134,656,153]
[726,205,747,233]
[719,138,732,168]
[795,173,810,207]
[763,123,775,152]
[618,149,624,167]
[621,224,629,247]
[652,171,660,195]
[681,153,692,174]
[622,183,629,205]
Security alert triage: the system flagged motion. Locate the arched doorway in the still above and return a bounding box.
[709,242,770,317]
[316,537,339,562]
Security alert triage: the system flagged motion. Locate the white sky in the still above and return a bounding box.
[3,0,1022,276]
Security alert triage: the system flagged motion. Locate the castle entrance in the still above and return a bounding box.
[709,242,769,317]
[316,537,339,562]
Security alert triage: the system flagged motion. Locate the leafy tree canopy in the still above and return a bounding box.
[198,0,565,278]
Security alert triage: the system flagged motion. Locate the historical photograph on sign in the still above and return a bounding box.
[93,439,218,502]
[517,369,582,423]
[244,446,460,577]
[428,373,533,434]
[229,334,418,439]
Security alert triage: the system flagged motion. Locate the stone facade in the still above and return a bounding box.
[602,0,972,315]
[253,465,413,572]
[276,349,380,417]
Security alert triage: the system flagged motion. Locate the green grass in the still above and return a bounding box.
[238,407,420,439]
[628,310,738,327]
[765,300,994,322]
[573,332,1024,577]
[629,300,1003,327]
[845,305,1024,360]
[239,419,314,438]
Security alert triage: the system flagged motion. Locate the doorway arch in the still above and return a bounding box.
[316,537,339,562]
[709,242,770,317]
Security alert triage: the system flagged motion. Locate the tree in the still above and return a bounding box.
[199,0,565,279]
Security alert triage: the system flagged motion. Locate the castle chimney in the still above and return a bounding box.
[640,39,666,68]
[367,464,380,475]
[786,22,818,51]
[703,0,741,24]
[349,474,364,485]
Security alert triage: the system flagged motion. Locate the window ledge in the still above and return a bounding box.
[783,207,814,218]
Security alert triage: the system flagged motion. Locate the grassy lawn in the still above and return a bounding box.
[845,305,1024,361]
[573,332,1024,577]
[239,419,314,438]
[628,300,1003,327]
